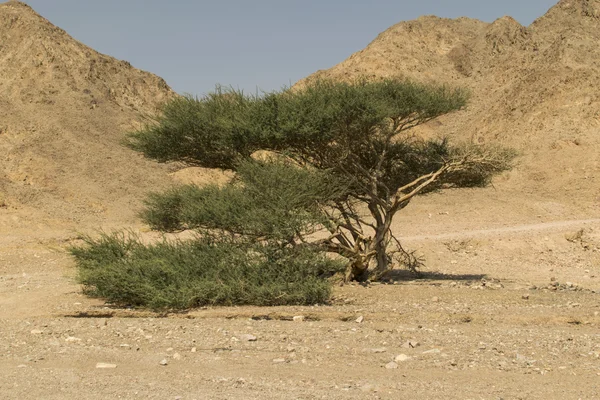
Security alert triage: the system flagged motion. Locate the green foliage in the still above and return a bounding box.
[127,80,468,172]
[71,232,344,310]
[444,144,518,188]
[272,79,468,149]
[140,159,348,239]
[127,88,275,169]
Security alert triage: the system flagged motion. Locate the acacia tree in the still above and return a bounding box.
[130,79,514,281]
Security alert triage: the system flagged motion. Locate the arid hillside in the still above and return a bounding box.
[1,0,599,238]
[301,0,600,217]
[0,0,177,233]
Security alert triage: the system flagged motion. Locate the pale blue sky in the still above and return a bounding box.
[25,0,558,96]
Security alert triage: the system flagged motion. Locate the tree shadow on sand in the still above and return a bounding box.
[384,269,487,283]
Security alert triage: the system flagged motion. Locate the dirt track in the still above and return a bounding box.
[401,218,600,241]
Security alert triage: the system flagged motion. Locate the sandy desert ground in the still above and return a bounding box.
[2,192,600,399]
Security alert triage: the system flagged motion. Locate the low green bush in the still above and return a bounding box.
[70,232,344,310]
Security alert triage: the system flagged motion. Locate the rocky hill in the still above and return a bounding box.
[300,0,600,217]
[0,1,177,231]
[1,0,599,237]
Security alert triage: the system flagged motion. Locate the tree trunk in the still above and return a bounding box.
[341,226,391,282]
[345,254,371,282]
[371,225,391,278]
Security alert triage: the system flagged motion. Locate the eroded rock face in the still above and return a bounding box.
[0,1,177,228]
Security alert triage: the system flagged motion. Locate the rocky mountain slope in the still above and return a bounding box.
[301,0,600,216]
[1,0,599,236]
[0,1,176,231]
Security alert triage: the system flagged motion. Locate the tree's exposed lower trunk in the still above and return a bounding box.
[371,225,392,279]
[338,205,397,282]
[343,225,393,282]
[346,254,370,282]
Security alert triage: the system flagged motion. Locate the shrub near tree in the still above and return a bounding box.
[72,79,514,309]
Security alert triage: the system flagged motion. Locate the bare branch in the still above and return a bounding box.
[391,159,466,211]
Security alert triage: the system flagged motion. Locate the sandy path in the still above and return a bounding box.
[400,218,600,241]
